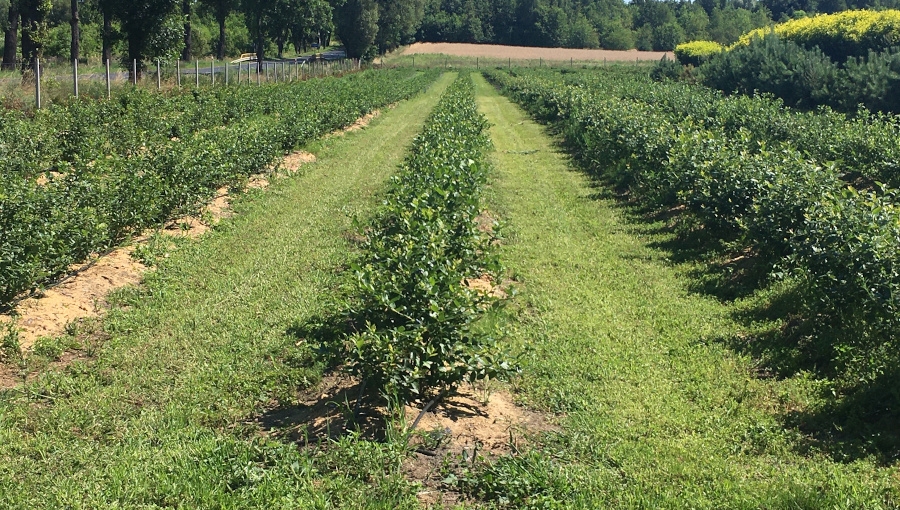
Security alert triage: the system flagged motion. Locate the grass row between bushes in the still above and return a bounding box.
[486,66,900,459]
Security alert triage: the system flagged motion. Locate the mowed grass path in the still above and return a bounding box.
[473,74,899,508]
[0,72,455,509]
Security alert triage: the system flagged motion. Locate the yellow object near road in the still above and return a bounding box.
[230,53,257,64]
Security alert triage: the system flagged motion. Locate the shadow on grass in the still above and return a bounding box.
[262,314,391,444]
[720,282,827,376]
[257,370,391,445]
[558,137,772,303]
[791,375,900,466]
[545,122,900,465]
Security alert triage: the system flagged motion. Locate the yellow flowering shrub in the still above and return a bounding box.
[674,41,726,66]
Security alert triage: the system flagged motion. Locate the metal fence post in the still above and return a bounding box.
[225,61,229,85]
[73,59,79,98]
[35,58,41,109]
[106,58,111,98]
[132,59,137,85]
[157,59,161,89]
[211,59,215,86]
[177,60,181,86]
[195,60,199,87]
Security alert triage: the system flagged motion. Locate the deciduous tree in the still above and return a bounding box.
[69,0,78,60]
[2,0,19,69]
[106,0,179,77]
[374,0,423,52]
[199,0,236,59]
[333,0,378,59]
[20,0,51,69]
[180,0,189,60]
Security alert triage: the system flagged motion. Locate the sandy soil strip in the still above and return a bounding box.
[401,42,671,61]
[0,248,147,352]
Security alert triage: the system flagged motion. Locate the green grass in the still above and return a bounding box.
[470,73,900,508]
[0,72,456,509]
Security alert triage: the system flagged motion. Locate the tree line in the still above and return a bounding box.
[4,0,898,73]
[0,0,335,74]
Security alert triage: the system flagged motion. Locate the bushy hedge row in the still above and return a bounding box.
[524,67,900,187]
[699,33,900,114]
[486,67,900,383]
[0,69,441,305]
[670,10,900,113]
[737,9,900,61]
[325,73,513,403]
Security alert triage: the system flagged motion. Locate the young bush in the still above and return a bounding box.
[797,187,900,342]
[326,74,514,405]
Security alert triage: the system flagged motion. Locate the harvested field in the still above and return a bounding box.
[400,42,670,62]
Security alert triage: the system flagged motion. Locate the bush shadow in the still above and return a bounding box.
[260,313,391,444]
[555,136,771,303]
[257,370,391,445]
[787,371,900,466]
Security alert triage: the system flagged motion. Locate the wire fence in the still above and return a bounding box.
[0,52,666,111]
[0,56,362,110]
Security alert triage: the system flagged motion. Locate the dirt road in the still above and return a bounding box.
[401,42,670,61]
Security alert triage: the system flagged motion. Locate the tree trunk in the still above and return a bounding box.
[101,7,111,63]
[217,15,225,60]
[128,33,142,81]
[277,38,284,58]
[2,1,19,71]
[70,0,80,62]
[255,32,264,73]
[181,0,191,61]
[20,2,37,71]
[252,9,263,73]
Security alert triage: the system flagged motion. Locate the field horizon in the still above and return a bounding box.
[399,42,671,62]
